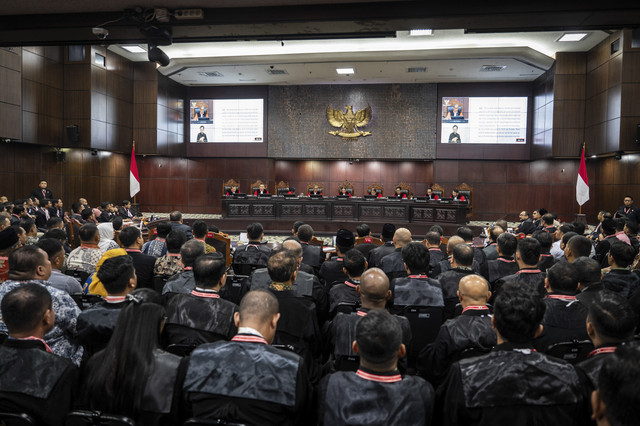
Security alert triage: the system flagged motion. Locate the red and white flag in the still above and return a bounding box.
[576,145,589,206]
[130,144,140,197]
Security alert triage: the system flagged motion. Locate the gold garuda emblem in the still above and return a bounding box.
[326,105,372,141]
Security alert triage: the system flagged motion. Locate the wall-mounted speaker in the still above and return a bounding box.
[56,151,66,162]
[66,125,79,143]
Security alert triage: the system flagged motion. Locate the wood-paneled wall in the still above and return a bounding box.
[0,47,21,140]
[551,52,586,157]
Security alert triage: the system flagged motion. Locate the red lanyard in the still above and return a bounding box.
[588,346,617,358]
[356,369,401,383]
[462,305,489,313]
[232,335,267,344]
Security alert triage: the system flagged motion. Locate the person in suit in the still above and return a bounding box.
[254,183,269,196]
[30,180,53,202]
[354,223,377,259]
[391,186,408,199]
[298,224,323,273]
[118,200,137,220]
[34,199,52,230]
[368,223,396,268]
[368,187,382,198]
[225,185,239,196]
[169,211,194,240]
[196,125,208,142]
[49,199,64,219]
[308,185,322,196]
[338,187,351,197]
[426,187,439,200]
[614,195,638,222]
[448,125,461,143]
[119,226,157,290]
[451,189,466,201]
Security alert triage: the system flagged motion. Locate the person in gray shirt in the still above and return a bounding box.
[37,238,83,294]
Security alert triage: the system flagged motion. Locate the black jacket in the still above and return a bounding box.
[367,242,395,268]
[0,339,78,426]
[31,187,53,201]
[436,342,589,426]
[233,242,271,268]
[183,337,312,426]
[300,242,323,271]
[575,283,604,308]
[537,252,555,272]
[76,301,127,358]
[576,343,624,394]
[418,307,495,386]
[601,269,640,298]
[534,294,589,353]
[492,268,546,304]
[126,249,156,289]
[391,275,444,310]
[436,267,476,319]
[486,257,519,288]
[427,248,446,276]
[328,279,361,316]
[319,256,348,289]
[317,367,434,426]
[380,249,408,281]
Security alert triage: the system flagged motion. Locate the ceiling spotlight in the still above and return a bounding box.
[121,45,147,53]
[148,45,170,67]
[409,29,433,36]
[557,33,588,42]
[336,68,355,74]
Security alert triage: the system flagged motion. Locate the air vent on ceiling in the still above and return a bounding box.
[480,65,507,72]
[198,71,224,77]
[407,67,427,73]
[266,69,288,75]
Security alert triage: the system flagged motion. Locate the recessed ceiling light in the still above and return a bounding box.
[336,68,354,74]
[409,29,433,36]
[557,33,588,42]
[121,45,147,53]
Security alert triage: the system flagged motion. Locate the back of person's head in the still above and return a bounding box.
[156,221,172,239]
[129,288,163,305]
[588,291,637,343]
[452,243,474,267]
[169,211,182,222]
[429,225,443,237]
[558,223,575,234]
[41,228,67,244]
[36,238,64,260]
[626,220,639,236]
[336,229,355,253]
[596,342,640,426]
[19,218,35,234]
[121,200,130,207]
[81,208,94,221]
[193,253,226,288]
[267,249,297,283]
[8,245,48,281]
[355,309,402,368]
[112,216,123,231]
[343,249,367,277]
[542,213,554,225]
[494,283,545,343]
[238,289,279,326]
[456,226,474,242]
[495,219,508,231]
[401,242,430,273]
[97,255,135,295]
[118,226,141,247]
[1,283,52,335]
[424,231,441,246]
[209,224,220,234]
[609,241,636,268]
[85,300,165,418]
[166,230,187,254]
[101,201,111,210]
[247,222,264,241]
[446,236,465,254]
[12,205,25,216]
[359,268,390,304]
[497,232,517,257]
[292,221,305,234]
[615,218,626,232]
[180,239,206,267]
[356,223,370,237]
[517,237,541,266]
[392,228,412,248]
[566,235,592,258]
[192,220,208,239]
[571,221,586,235]
[281,239,303,259]
[297,224,314,242]
[532,229,553,250]
[71,202,82,214]
[381,223,396,242]
[561,231,578,246]
[46,217,63,230]
[547,262,579,294]
[573,257,602,285]
[489,226,504,242]
[79,223,99,243]
[601,219,616,236]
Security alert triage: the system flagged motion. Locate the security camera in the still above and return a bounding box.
[92,27,109,39]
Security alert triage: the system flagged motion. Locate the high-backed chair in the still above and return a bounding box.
[457,182,473,217]
[307,182,324,195]
[206,232,232,267]
[338,180,354,196]
[395,182,412,198]
[251,180,268,195]
[276,181,294,195]
[366,182,383,196]
[431,183,444,199]
[222,179,240,195]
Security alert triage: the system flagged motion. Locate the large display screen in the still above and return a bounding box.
[440,97,528,144]
[189,98,264,143]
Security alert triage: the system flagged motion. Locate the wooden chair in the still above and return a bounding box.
[395,182,412,198]
[366,182,384,196]
[251,179,268,195]
[431,183,444,199]
[338,180,354,196]
[306,182,324,195]
[275,181,293,195]
[457,182,473,217]
[355,236,383,246]
[309,236,324,247]
[222,179,240,196]
[206,232,232,267]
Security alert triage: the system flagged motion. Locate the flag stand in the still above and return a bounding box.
[575,142,588,224]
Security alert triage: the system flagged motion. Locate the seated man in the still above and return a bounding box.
[482,226,503,261]
[192,220,215,253]
[540,213,557,234]
[601,241,640,298]
[232,222,271,272]
[591,342,640,426]
[225,184,239,196]
[392,242,443,309]
[551,224,575,260]
[486,232,518,287]
[36,239,83,295]
[117,200,137,220]
[308,185,322,196]
[574,256,604,307]
[425,231,445,276]
[76,255,136,357]
[298,224,323,273]
[451,189,466,202]
[0,227,21,283]
[169,210,193,240]
[368,223,396,268]
[0,284,78,425]
[119,226,156,290]
[425,187,439,200]
[354,224,377,259]
[0,246,83,365]
[326,268,412,373]
[563,235,594,263]
[320,229,354,288]
[515,211,536,236]
[391,186,408,199]
[183,289,312,425]
[576,291,637,394]
[436,283,588,425]
[142,221,171,257]
[329,249,366,316]
[457,227,488,279]
[97,201,116,223]
[66,223,103,275]
[493,237,546,301]
[254,183,269,196]
[162,239,205,299]
[154,230,187,280]
[418,275,496,387]
[367,187,382,198]
[436,244,476,319]
[533,229,555,272]
[379,228,412,281]
[338,186,351,197]
[319,309,433,425]
[164,253,238,346]
[534,262,589,353]
[34,198,52,230]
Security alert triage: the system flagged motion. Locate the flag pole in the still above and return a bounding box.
[579,142,585,215]
[132,140,136,205]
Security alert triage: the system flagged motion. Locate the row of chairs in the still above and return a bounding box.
[0,411,247,426]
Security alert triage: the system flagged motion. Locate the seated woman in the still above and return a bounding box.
[391,186,408,199]
[308,185,323,196]
[338,187,351,198]
[426,187,439,200]
[368,187,383,198]
[451,188,466,201]
[254,183,269,196]
[81,297,185,425]
[225,185,239,196]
